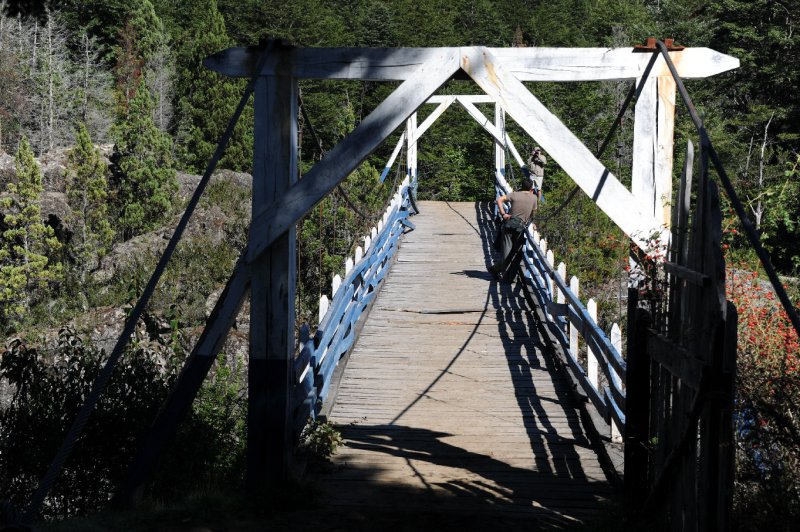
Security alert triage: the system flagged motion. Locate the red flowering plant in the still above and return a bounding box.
[727,264,800,522]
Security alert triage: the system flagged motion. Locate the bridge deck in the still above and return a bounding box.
[320,201,615,528]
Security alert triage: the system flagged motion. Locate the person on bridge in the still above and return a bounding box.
[527,146,546,202]
[490,176,538,281]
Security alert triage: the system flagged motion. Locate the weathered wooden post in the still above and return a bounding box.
[406,112,417,195]
[247,42,298,489]
[632,63,676,228]
[495,104,505,178]
[624,288,650,511]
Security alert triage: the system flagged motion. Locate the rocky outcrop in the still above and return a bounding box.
[0,151,13,183]
[177,169,252,202]
[39,191,73,241]
[0,144,113,192]
[0,191,73,243]
[93,171,251,283]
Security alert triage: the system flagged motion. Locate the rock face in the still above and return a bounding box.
[0,151,13,184]
[39,191,73,241]
[0,191,73,244]
[67,305,129,355]
[93,170,251,283]
[177,169,252,202]
[38,147,71,192]
[0,144,113,193]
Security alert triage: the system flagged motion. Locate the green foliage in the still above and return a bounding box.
[65,123,114,282]
[127,0,168,63]
[113,0,167,114]
[0,137,62,327]
[728,267,800,527]
[0,329,247,519]
[217,0,350,46]
[111,80,177,239]
[0,328,179,517]
[297,419,343,464]
[296,160,389,324]
[151,352,246,500]
[174,0,253,173]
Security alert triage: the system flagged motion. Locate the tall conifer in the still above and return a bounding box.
[0,136,62,324]
[112,79,177,239]
[65,123,114,280]
[175,0,252,173]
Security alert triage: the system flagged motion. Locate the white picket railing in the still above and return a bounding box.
[497,172,625,442]
[290,176,415,434]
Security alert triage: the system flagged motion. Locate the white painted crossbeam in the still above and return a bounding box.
[413,96,455,142]
[457,99,523,167]
[428,94,496,104]
[379,131,406,183]
[489,47,739,81]
[462,47,664,249]
[206,46,738,82]
[248,49,460,264]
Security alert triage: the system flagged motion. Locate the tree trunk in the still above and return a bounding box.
[755,113,774,230]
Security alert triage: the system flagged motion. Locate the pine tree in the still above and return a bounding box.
[175,0,252,173]
[65,123,114,281]
[112,79,177,239]
[0,136,62,324]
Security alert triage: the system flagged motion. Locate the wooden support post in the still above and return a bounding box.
[610,323,623,443]
[587,299,599,391]
[247,58,298,490]
[407,112,417,189]
[557,262,567,332]
[545,247,554,321]
[632,74,675,228]
[569,276,580,362]
[625,289,651,511]
[656,76,676,227]
[632,76,657,219]
[715,301,737,531]
[495,103,506,178]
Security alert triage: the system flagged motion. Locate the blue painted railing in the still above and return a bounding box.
[496,172,625,441]
[289,176,415,435]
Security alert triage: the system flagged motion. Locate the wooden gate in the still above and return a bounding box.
[624,139,737,530]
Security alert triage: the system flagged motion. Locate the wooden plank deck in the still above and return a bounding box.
[319,201,616,529]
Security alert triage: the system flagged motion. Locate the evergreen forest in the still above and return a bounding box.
[0,0,798,529]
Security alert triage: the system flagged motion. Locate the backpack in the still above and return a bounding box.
[503,215,527,235]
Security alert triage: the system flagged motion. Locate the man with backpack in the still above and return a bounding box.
[490,176,538,281]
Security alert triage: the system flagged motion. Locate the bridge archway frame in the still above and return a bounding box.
[86,43,739,501]
[207,44,737,256]
[201,42,739,489]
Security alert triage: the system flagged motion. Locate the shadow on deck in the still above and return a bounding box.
[315,201,619,530]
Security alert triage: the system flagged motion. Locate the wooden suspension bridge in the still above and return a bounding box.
[17,40,800,531]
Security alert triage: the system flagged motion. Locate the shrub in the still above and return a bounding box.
[297,419,343,467]
[0,328,178,518]
[728,266,800,526]
[0,329,247,520]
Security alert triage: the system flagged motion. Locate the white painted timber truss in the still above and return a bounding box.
[379,94,526,191]
[202,43,738,486]
[207,44,737,255]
